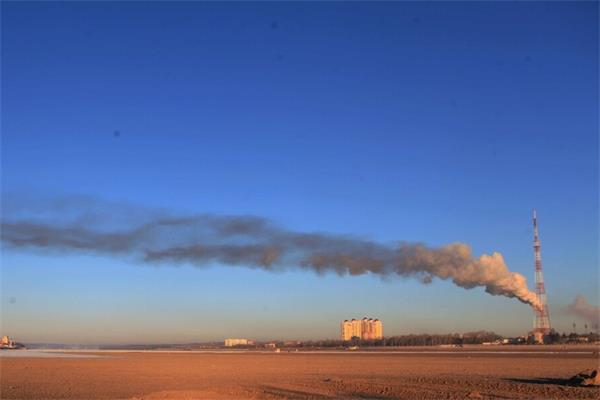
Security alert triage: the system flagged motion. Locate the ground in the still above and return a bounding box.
[1,346,598,399]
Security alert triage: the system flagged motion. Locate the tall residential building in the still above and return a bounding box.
[340,317,383,341]
[351,318,362,338]
[372,319,383,339]
[340,320,353,341]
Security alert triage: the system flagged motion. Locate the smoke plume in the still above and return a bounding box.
[1,195,540,309]
[567,295,600,326]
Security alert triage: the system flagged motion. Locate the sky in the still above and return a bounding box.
[1,1,598,344]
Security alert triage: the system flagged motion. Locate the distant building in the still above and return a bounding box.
[372,319,383,339]
[352,319,362,338]
[341,320,353,340]
[0,335,17,349]
[341,318,383,341]
[224,338,254,347]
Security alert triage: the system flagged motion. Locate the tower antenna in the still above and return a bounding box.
[532,209,551,342]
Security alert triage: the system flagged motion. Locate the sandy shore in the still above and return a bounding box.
[1,347,598,399]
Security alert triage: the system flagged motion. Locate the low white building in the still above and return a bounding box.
[224,338,254,347]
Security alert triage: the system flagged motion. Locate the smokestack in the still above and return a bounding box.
[1,195,541,309]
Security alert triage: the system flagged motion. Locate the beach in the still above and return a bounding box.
[1,346,598,399]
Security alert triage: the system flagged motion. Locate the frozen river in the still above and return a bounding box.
[0,350,105,358]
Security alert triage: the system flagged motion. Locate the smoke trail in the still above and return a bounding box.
[567,295,600,326]
[0,195,540,309]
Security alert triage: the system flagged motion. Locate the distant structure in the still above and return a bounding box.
[0,335,17,349]
[224,338,254,347]
[341,317,383,341]
[532,209,551,343]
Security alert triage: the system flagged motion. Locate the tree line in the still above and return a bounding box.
[281,331,503,348]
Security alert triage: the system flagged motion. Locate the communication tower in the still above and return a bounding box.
[532,209,551,340]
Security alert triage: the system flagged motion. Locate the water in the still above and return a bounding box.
[0,350,105,358]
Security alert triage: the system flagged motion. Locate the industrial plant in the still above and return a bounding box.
[335,211,551,344]
[341,317,383,341]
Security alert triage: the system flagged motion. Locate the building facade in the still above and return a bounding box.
[0,336,16,349]
[224,338,254,347]
[340,318,383,341]
[341,320,353,340]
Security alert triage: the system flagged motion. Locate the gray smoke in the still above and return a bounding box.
[0,195,540,309]
[568,295,600,326]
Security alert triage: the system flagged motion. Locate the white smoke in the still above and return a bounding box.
[1,195,540,309]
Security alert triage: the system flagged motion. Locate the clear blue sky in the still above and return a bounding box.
[1,2,598,344]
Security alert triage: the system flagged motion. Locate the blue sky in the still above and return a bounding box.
[1,2,598,344]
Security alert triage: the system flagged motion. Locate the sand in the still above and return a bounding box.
[1,346,599,399]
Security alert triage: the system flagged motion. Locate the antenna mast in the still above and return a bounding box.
[533,209,551,340]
